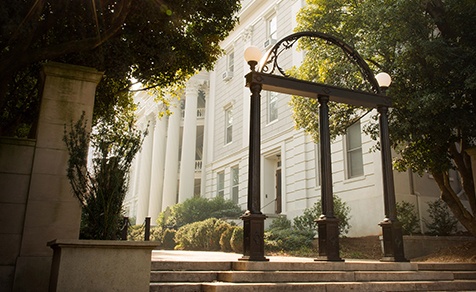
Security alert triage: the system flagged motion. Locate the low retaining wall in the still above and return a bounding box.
[48,239,158,292]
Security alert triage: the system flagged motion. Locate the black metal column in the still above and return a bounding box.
[378,105,407,262]
[240,71,268,262]
[315,95,343,262]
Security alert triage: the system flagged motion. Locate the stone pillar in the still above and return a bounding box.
[178,83,199,202]
[136,117,155,224]
[13,62,102,291]
[147,115,167,221]
[161,100,181,210]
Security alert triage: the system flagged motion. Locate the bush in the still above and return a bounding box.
[396,201,420,235]
[157,196,242,229]
[265,228,314,252]
[162,229,176,250]
[174,218,233,251]
[127,225,176,249]
[230,226,243,253]
[293,195,351,236]
[265,216,313,252]
[219,226,234,252]
[269,216,292,230]
[425,199,458,236]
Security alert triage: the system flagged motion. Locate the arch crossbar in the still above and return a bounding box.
[259,31,382,95]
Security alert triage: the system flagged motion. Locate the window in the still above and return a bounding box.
[225,107,233,144]
[346,121,364,178]
[217,172,225,197]
[227,51,234,73]
[267,14,277,40]
[231,166,239,204]
[267,91,278,123]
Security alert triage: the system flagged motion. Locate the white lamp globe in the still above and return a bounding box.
[244,46,263,63]
[375,72,392,88]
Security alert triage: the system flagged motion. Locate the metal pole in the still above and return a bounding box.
[315,95,342,262]
[378,105,407,262]
[144,217,150,241]
[121,217,129,240]
[240,69,268,262]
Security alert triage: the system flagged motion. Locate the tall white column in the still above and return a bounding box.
[178,83,199,202]
[161,100,181,210]
[147,114,167,222]
[136,117,155,224]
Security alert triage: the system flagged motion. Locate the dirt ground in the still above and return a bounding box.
[340,236,476,262]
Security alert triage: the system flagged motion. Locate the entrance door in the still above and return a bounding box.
[275,166,282,214]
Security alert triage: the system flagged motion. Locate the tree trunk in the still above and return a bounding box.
[433,172,476,237]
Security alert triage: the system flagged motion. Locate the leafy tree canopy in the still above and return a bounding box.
[292,0,476,235]
[0,0,240,136]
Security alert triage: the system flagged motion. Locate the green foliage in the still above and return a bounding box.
[128,225,175,249]
[293,196,351,236]
[162,229,177,250]
[396,201,420,235]
[174,218,232,251]
[230,226,243,253]
[219,225,234,252]
[128,225,157,241]
[265,228,314,252]
[0,0,241,136]
[265,216,313,252]
[63,108,146,240]
[269,216,292,230]
[425,199,458,236]
[157,196,242,229]
[293,0,476,235]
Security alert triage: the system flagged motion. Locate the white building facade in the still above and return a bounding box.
[125,0,458,236]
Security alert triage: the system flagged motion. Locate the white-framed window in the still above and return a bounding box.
[231,166,239,204]
[267,14,277,41]
[267,91,278,123]
[227,50,234,73]
[346,121,364,178]
[217,171,225,197]
[225,107,233,144]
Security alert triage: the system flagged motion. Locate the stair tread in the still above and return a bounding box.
[151,261,476,291]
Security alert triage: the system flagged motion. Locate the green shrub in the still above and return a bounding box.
[396,201,420,235]
[157,196,242,229]
[230,226,243,253]
[269,216,292,230]
[219,226,234,252]
[127,225,172,247]
[265,228,314,252]
[174,218,232,251]
[162,229,176,250]
[128,225,146,241]
[293,196,351,236]
[425,199,458,236]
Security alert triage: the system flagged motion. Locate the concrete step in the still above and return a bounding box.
[151,271,219,282]
[198,280,476,292]
[151,261,232,271]
[217,270,454,283]
[232,261,418,271]
[150,261,476,291]
[417,262,476,271]
[150,282,202,292]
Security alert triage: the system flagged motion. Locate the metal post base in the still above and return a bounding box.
[239,212,268,262]
[379,219,408,262]
[315,216,344,262]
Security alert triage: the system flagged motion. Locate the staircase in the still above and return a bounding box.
[150,260,476,291]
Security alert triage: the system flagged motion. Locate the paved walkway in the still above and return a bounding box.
[151,250,379,263]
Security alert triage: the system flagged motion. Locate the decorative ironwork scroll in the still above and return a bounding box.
[259,31,382,94]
